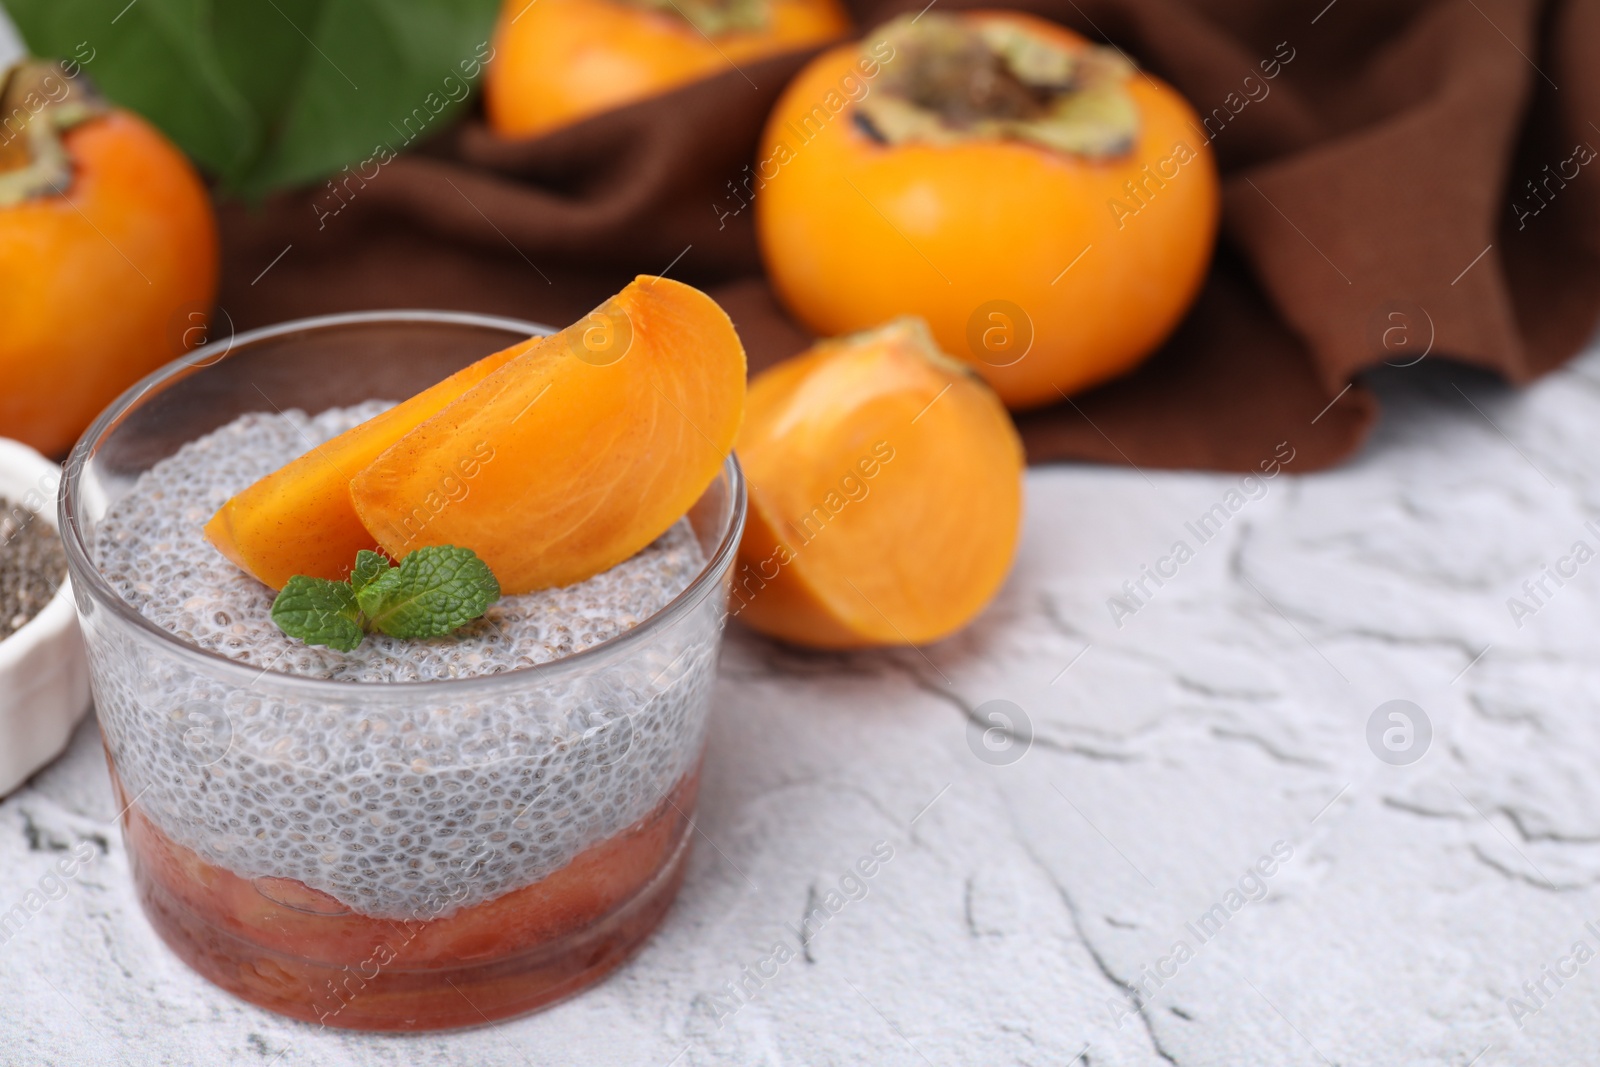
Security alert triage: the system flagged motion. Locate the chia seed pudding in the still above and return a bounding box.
[88,403,723,918]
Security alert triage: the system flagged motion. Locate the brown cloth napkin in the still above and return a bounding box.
[216,0,1600,472]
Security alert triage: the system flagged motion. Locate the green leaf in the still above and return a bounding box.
[352,565,395,619]
[267,546,498,652]
[6,0,259,180]
[349,549,390,596]
[363,545,500,640]
[5,0,499,195]
[270,575,364,652]
[240,0,499,196]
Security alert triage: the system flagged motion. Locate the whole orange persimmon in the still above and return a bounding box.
[756,11,1220,409]
[485,0,852,140]
[0,60,218,457]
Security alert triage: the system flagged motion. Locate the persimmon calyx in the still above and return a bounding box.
[855,14,1139,159]
[624,0,768,36]
[0,59,107,207]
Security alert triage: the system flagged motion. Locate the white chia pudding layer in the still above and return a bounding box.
[87,403,724,918]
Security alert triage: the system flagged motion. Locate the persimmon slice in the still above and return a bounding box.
[204,337,540,589]
[733,318,1023,647]
[349,276,746,596]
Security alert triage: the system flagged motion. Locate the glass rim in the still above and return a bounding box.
[58,308,747,696]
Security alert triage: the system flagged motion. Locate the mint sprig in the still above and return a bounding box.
[271,546,501,652]
[349,549,388,596]
[270,576,365,652]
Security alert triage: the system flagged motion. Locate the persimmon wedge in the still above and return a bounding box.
[733,318,1023,647]
[350,276,746,595]
[204,336,542,589]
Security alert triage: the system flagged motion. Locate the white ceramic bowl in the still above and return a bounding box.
[0,438,90,797]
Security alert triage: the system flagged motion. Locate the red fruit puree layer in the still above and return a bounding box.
[114,762,699,1031]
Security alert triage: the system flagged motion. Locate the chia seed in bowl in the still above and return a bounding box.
[88,402,720,917]
[0,494,67,639]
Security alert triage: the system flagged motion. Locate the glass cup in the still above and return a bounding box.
[58,311,745,1031]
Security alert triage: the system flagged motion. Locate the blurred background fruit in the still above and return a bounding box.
[0,59,217,457]
[733,317,1023,648]
[757,10,1219,410]
[486,0,851,141]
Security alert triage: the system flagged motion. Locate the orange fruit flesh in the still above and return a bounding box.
[350,275,746,595]
[206,276,745,597]
[120,764,699,1030]
[733,319,1024,647]
[203,335,541,588]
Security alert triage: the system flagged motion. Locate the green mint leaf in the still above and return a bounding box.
[364,545,500,640]
[350,549,390,596]
[354,566,399,619]
[269,547,498,651]
[270,576,364,652]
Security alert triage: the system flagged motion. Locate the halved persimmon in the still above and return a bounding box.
[756,11,1220,410]
[485,0,852,140]
[204,335,542,589]
[350,276,746,595]
[733,318,1022,648]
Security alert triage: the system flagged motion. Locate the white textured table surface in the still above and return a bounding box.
[6,340,1600,1067]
